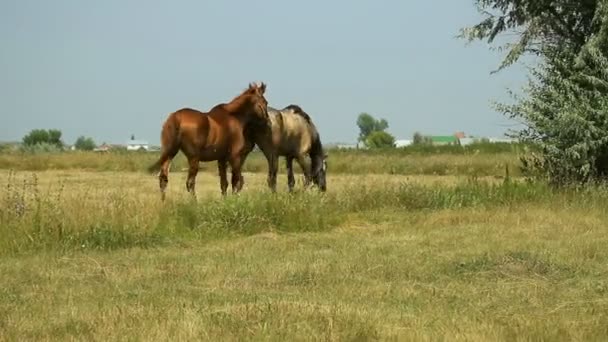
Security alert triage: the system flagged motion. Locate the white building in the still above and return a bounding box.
[489,137,517,143]
[394,139,413,148]
[126,139,149,151]
[459,138,477,146]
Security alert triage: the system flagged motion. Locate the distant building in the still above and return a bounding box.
[458,137,478,146]
[429,135,460,145]
[394,139,413,148]
[330,142,364,149]
[489,137,517,144]
[94,143,112,153]
[126,136,149,151]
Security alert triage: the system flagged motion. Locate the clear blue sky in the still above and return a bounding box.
[0,0,530,145]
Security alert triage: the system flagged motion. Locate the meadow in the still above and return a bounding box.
[1,145,608,341]
[0,142,527,176]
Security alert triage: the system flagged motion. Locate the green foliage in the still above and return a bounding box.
[48,129,62,146]
[18,143,64,154]
[459,0,600,71]
[22,129,63,148]
[413,131,423,145]
[494,5,608,185]
[74,136,96,151]
[412,131,433,145]
[0,143,11,153]
[356,112,395,147]
[356,113,388,140]
[22,129,49,146]
[462,0,608,186]
[365,131,395,149]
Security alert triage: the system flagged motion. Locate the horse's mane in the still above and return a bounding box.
[284,104,312,124]
[221,84,263,115]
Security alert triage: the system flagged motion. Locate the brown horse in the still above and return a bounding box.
[147,82,270,200]
[246,104,327,193]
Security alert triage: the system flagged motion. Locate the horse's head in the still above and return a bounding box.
[243,82,269,123]
[312,153,328,192]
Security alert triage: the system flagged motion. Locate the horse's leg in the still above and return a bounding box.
[185,157,200,199]
[217,159,229,196]
[159,158,171,201]
[286,156,296,192]
[296,154,312,188]
[229,155,245,194]
[265,152,279,193]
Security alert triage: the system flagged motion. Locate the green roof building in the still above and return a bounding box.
[430,135,459,145]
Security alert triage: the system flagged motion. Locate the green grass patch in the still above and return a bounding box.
[3,169,608,257]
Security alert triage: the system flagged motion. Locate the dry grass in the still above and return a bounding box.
[0,148,522,178]
[1,169,608,340]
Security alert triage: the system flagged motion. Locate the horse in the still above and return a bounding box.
[147,82,270,200]
[246,104,327,193]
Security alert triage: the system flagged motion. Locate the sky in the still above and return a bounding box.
[0,0,533,145]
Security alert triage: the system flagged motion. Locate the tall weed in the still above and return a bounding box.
[2,170,600,256]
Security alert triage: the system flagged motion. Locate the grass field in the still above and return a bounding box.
[2,152,608,340]
[0,143,526,177]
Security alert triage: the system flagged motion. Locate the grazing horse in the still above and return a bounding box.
[246,104,327,192]
[147,82,270,200]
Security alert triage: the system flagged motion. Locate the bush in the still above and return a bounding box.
[22,129,63,148]
[18,143,65,154]
[495,7,608,186]
[500,45,608,185]
[74,136,96,151]
[365,131,395,149]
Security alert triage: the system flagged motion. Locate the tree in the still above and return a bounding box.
[74,136,96,151]
[22,129,63,147]
[356,113,392,145]
[460,0,608,185]
[366,131,396,149]
[499,22,608,185]
[22,129,49,146]
[47,129,62,146]
[412,131,432,145]
[459,0,600,72]
[356,113,376,143]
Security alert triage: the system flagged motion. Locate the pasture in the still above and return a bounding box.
[1,149,608,340]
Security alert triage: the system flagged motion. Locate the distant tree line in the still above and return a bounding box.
[21,129,97,151]
[22,129,63,147]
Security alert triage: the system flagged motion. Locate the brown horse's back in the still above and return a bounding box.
[148,106,249,173]
[178,109,209,156]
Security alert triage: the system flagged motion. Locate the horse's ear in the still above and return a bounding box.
[245,83,257,94]
[259,82,266,94]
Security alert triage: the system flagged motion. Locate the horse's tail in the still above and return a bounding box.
[147,113,181,174]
